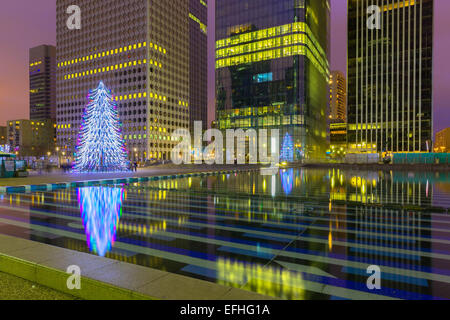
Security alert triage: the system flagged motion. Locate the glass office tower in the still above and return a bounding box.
[215,0,330,160]
[348,0,434,153]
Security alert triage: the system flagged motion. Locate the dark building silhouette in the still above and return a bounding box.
[29,45,56,122]
[189,0,208,132]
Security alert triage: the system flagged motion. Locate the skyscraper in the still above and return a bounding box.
[56,0,207,162]
[347,0,433,153]
[189,0,208,132]
[215,0,330,160]
[329,70,347,122]
[29,45,56,122]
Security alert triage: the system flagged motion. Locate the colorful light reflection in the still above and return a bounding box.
[77,186,124,257]
[281,169,294,195]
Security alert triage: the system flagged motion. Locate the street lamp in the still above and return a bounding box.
[56,147,61,168]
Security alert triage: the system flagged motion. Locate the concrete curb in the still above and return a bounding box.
[0,253,153,300]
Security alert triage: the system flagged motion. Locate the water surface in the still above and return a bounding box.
[0,168,449,300]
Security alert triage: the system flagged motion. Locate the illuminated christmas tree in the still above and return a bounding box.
[74,81,128,172]
[280,133,294,162]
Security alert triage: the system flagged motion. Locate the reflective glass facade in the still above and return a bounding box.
[216,0,330,160]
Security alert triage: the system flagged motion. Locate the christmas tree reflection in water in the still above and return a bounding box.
[77,186,124,257]
[281,169,294,195]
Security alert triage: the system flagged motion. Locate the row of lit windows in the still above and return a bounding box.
[216,34,328,75]
[62,59,162,80]
[349,143,378,149]
[111,91,188,108]
[30,61,42,67]
[9,121,47,127]
[58,125,180,136]
[217,21,328,66]
[57,96,190,114]
[189,13,207,34]
[348,122,419,131]
[217,22,327,60]
[124,134,178,141]
[114,92,159,103]
[384,0,415,12]
[330,123,347,130]
[216,45,305,67]
[57,42,167,68]
[149,152,169,159]
[217,23,307,49]
[218,115,305,129]
[219,105,282,118]
[216,45,329,79]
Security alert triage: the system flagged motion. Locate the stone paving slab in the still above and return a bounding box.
[0,234,274,300]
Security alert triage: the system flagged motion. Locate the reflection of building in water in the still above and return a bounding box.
[327,169,348,276]
[351,206,432,297]
[336,171,433,298]
[217,258,305,300]
[200,172,307,223]
[330,170,434,207]
[388,171,449,208]
[78,187,124,257]
[0,194,30,240]
[122,180,189,231]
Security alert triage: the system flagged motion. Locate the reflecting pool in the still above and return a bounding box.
[0,168,449,300]
[78,186,124,257]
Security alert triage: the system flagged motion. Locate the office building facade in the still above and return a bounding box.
[435,128,450,153]
[330,122,347,152]
[189,0,208,132]
[29,45,57,122]
[215,0,330,160]
[56,0,207,162]
[348,0,434,153]
[7,120,55,157]
[329,70,347,122]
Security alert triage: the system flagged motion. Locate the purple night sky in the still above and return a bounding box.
[0,0,448,134]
